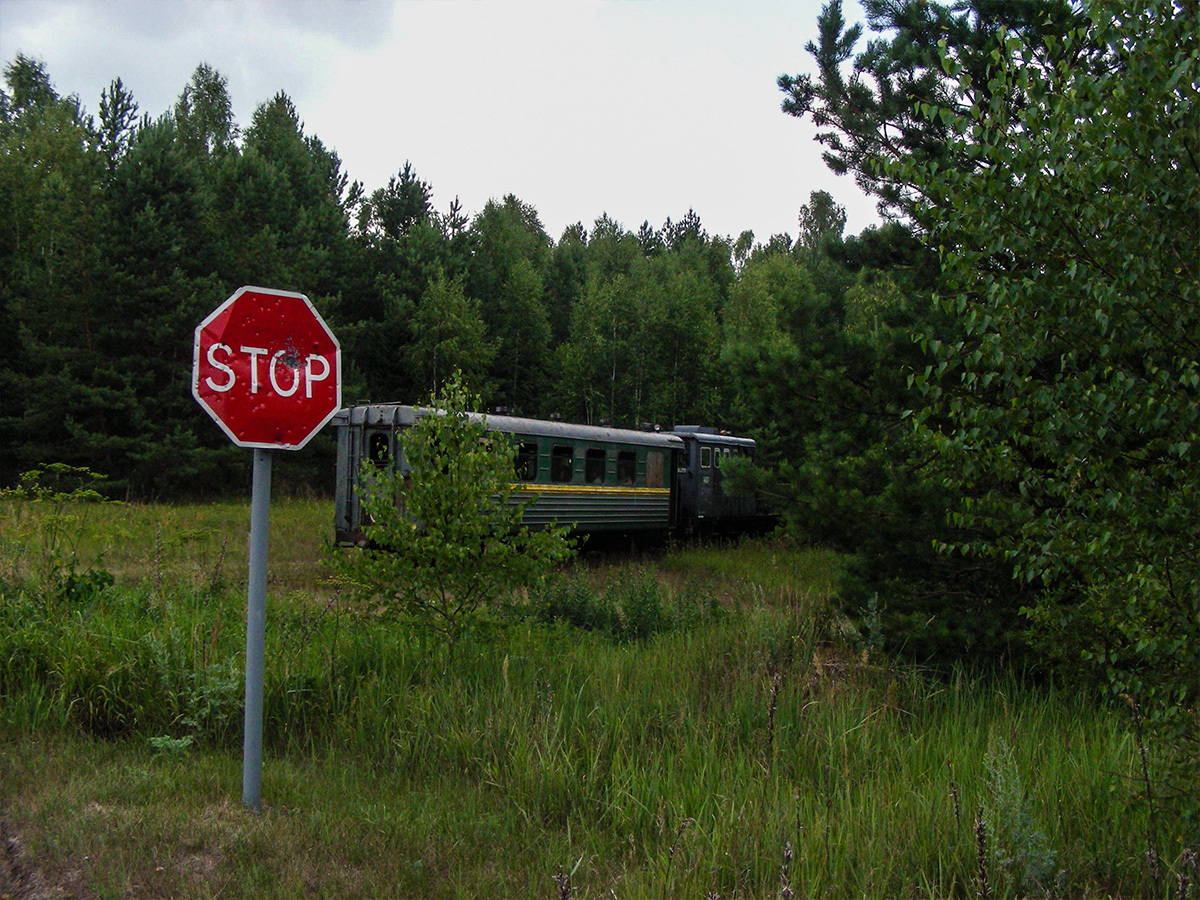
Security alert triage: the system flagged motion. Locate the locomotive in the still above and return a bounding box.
[332,403,774,546]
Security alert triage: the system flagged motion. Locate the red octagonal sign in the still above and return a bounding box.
[193,286,341,450]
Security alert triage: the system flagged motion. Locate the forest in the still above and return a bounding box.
[2,0,1196,833]
[0,49,900,502]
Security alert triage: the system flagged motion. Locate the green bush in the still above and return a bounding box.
[531,567,723,643]
[328,374,574,655]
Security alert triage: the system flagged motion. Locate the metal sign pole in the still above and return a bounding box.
[242,447,272,812]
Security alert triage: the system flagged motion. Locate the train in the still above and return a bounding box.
[332,403,775,546]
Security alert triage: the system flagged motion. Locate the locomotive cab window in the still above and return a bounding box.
[701,446,712,469]
[616,450,636,486]
[367,431,391,467]
[550,444,574,483]
[515,441,539,482]
[585,448,606,484]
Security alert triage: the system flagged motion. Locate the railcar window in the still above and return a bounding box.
[701,446,712,469]
[617,450,636,485]
[516,441,539,481]
[646,451,665,489]
[551,445,574,483]
[368,432,390,467]
[585,448,606,484]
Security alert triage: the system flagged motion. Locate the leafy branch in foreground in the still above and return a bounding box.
[329,373,574,655]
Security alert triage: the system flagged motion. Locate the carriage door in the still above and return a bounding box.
[696,441,715,520]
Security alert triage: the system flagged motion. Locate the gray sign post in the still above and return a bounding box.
[242,448,272,811]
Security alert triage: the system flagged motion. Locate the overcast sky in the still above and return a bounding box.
[0,0,880,243]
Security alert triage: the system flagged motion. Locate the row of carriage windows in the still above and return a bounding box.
[367,429,746,486]
[520,442,746,486]
[517,442,664,488]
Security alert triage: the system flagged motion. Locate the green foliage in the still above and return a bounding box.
[778,0,1084,218]
[556,223,727,428]
[890,0,1199,808]
[467,195,554,413]
[1,464,117,611]
[0,496,338,745]
[723,209,1020,663]
[795,188,846,252]
[531,567,723,643]
[0,60,350,497]
[173,62,237,158]
[405,268,495,395]
[984,738,1059,896]
[0,55,771,494]
[329,374,575,652]
[778,3,1199,794]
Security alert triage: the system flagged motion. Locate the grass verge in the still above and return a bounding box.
[1,498,1194,898]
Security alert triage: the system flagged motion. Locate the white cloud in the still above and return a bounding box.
[0,0,880,242]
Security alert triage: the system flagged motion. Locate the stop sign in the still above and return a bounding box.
[193,286,341,450]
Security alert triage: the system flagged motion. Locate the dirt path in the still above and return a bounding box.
[0,817,95,900]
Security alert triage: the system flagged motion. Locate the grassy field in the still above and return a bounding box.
[0,495,1192,898]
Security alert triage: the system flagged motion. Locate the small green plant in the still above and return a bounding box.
[329,373,575,657]
[1,463,116,609]
[984,738,1058,896]
[533,569,618,633]
[861,592,885,654]
[148,734,195,755]
[531,567,723,643]
[613,568,670,641]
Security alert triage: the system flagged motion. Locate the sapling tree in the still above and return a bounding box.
[330,374,574,657]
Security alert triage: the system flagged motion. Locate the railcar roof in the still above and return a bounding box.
[336,404,684,449]
[673,429,756,449]
[482,413,684,448]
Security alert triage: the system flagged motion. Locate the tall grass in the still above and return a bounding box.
[1,498,1192,898]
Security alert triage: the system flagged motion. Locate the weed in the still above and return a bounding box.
[1,464,117,613]
[615,568,670,641]
[660,816,696,900]
[975,807,990,900]
[765,669,783,755]
[1178,847,1197,900]
[549,859,578,900]
[948,760,963,831]
[148,734,195,755]
[532,568,617,633]
[530,566,723,644]
[778,840,794,900]
[984,738,1058,895]
[862,592,885,654]
[1126,693,1168,896]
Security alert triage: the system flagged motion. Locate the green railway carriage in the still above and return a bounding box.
[333,403,685,545]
